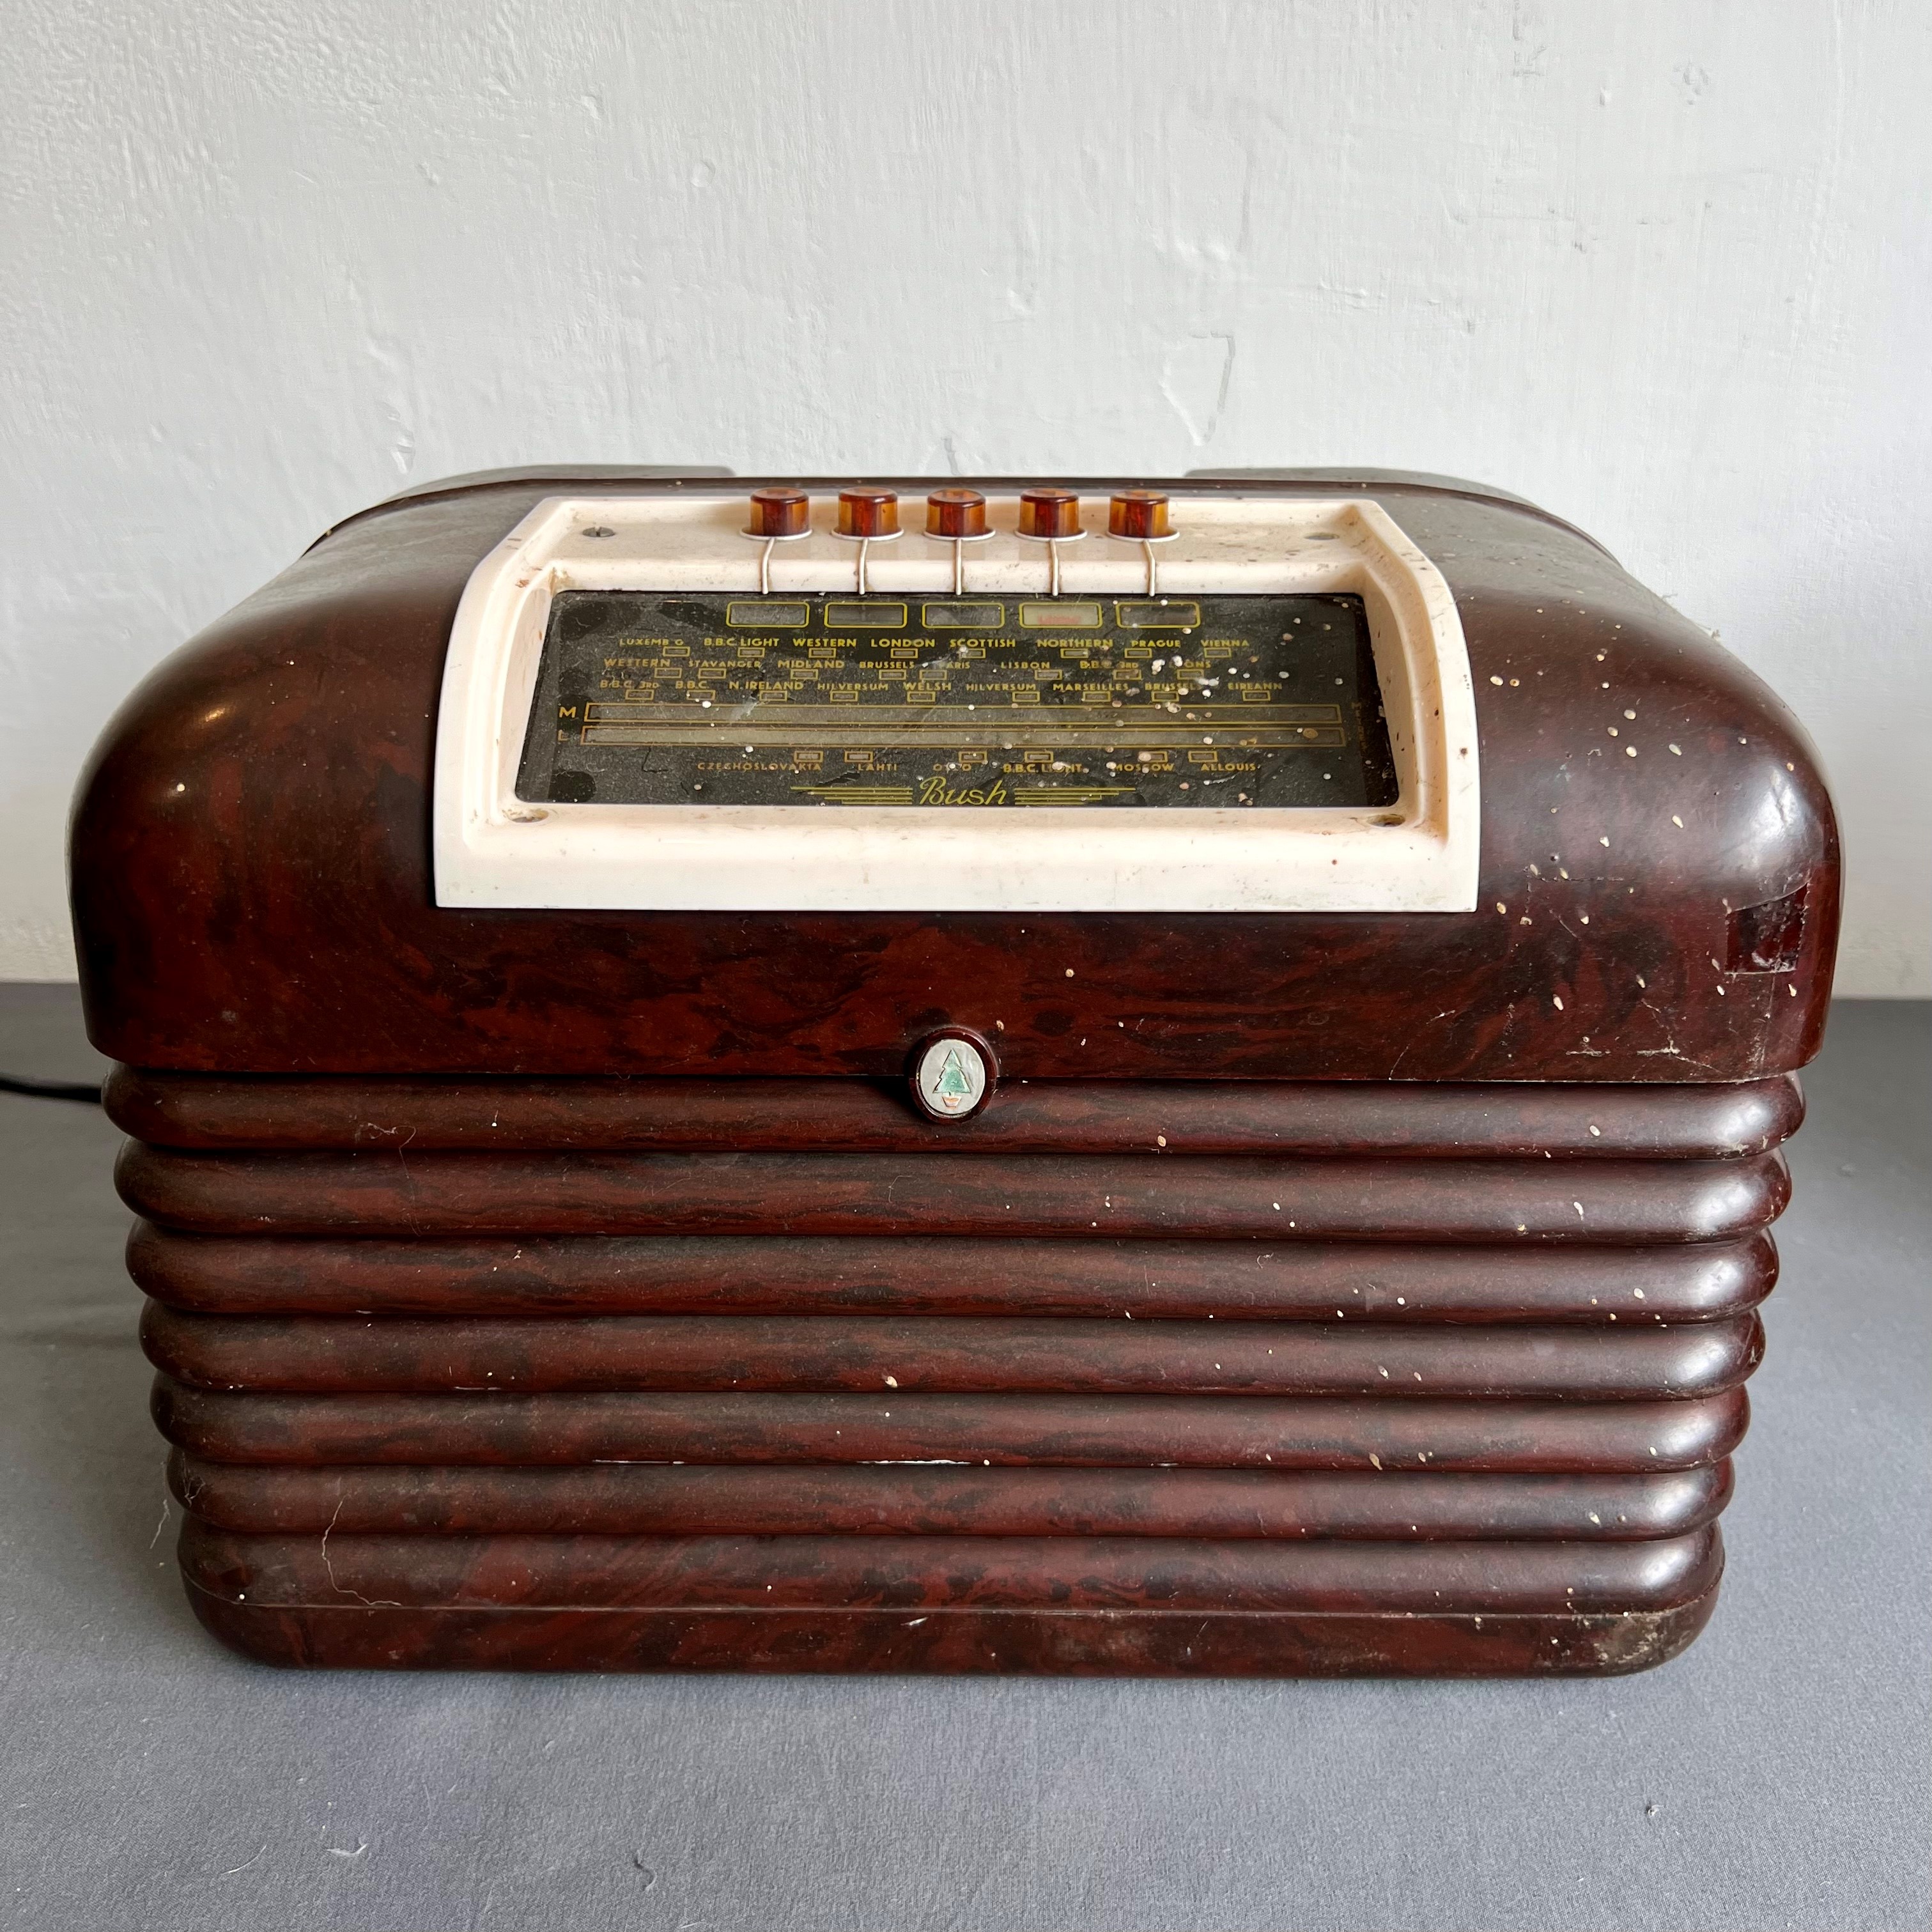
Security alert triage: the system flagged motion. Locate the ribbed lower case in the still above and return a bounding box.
[114,1071,1797,1676]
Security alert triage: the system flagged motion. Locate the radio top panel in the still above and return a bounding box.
[68,468,1839,1083]
[435,488,1480,913]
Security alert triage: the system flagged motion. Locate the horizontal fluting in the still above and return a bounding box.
[169,1452,1733,1542]
[151,1379,1749,1473]
[121,1072,1787,1677]
[116,1145,1791,1244]
[127,1225,1779,1324]
[179,1521,1724,1616]
[105,1069,1805,1161]
[141,1305,1765,1400]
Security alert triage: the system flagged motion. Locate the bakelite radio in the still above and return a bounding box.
[71,468,1839,1675]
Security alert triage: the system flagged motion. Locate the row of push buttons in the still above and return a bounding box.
[743,488,1175,596]
[743,488,1174,543]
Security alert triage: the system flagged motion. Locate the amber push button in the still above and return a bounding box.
[836,488,900,539]
[745,488,810,539]
[1110,489,1175,592]
[1109,491,1171,540]
[1017,488,1083,541]
[927,489,992,592]
[925,489,989,539]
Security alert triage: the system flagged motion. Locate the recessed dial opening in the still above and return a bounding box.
[516,591,1398,810]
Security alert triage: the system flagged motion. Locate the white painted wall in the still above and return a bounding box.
[3,0,1926,992]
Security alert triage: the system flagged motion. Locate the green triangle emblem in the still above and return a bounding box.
[934,1048,973,1104]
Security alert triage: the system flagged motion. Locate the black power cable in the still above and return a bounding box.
[0,1072,104,1104]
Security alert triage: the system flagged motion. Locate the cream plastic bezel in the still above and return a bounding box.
[432,490,1479,912]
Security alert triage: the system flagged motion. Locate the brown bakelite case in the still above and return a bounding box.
[73,468,1839,1676]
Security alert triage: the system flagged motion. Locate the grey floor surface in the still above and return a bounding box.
[0,984,1924,1932]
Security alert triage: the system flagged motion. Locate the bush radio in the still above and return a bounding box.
[72,467,1839,1675]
